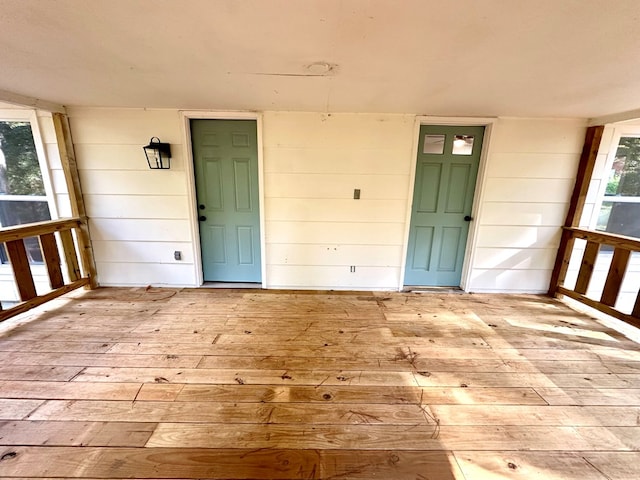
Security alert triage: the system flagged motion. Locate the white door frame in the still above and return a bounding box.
[399,116,497,291]
[179,111,266,288]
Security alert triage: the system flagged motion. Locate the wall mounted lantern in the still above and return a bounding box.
[143,137,171,169]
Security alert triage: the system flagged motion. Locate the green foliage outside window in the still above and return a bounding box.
[599,136,640,238]
[608,137,640,196]
[0,121,46,196]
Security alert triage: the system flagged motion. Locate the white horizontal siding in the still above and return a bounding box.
[263,112,415,149]
[267,265,400,290]
[482,178,575,203]
[265,198,407,223]
[89,218,192,242]
[68,108,183,145]
[68,107,196,287]
[79,171,187,196]
[265,173,408,199]
[480,203,566,226]
[74,144,185,171]
[267,244,403,267]
[85,195,189,219]
[475,226,561,249]
[467,117,586,293]
[96,262,196,286]
[266,221,405,246]
[485,153,579,179]
[488,119,585,154]
[262,112,414,289]
[92,241,194,264]
[64,108,590,293]
[473,248,558,270]
[263,147,412,175]
[469,269,553,293]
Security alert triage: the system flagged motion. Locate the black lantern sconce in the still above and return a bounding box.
[143,137,171,169]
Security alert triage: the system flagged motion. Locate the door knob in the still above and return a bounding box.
[464,215,473,222]
[199,215,207,221]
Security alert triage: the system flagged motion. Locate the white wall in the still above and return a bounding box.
[67,108,196,286]
[263,112,415,289]
[468,118,587,293]
[67,108,588,293]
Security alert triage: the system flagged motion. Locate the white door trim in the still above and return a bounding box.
[179,111,266,288]
[399,116,497,292]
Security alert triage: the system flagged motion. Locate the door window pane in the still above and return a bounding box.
[423,134,445,154]
[452,135,474,155]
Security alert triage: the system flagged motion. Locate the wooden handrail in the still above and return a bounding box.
[0,216,93,322]
[552,226,640,328]
[565,227,640,251]
[0,217,82,243]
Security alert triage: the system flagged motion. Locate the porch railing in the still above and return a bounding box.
[550,226,640,328]
[0,217,93,322]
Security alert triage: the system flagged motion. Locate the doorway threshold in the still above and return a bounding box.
[406,286,464,294]
[202,282,262,289]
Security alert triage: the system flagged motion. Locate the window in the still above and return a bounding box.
[0,110,57,263]
[595,134,640,239]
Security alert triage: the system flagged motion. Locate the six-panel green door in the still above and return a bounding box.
[191,119,261,282]
[404,125,484,286]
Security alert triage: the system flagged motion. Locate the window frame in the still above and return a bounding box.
[589,126,640,235]
[0,108,59,222]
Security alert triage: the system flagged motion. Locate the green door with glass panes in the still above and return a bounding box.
[404,125,484,286]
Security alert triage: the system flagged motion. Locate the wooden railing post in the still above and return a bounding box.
[5,239,37,301]
[39,232,64,289]
[574,240,600,294]
[59,229,81,282]
[601,248,631,306]
[52,113,98,288]
[549,125,604,296]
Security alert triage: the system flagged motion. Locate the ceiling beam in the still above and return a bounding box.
[589,108,640,126]
[0,88,65,114]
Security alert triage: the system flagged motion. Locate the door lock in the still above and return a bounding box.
[464,215,473,222]
[199,204,205,210]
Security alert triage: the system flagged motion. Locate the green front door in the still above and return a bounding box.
[191,119,261,282]
[404,125,484,286]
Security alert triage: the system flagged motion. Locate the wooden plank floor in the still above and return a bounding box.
[1,287,640,479]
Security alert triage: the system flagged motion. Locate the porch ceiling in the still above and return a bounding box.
[1,0,640,118]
